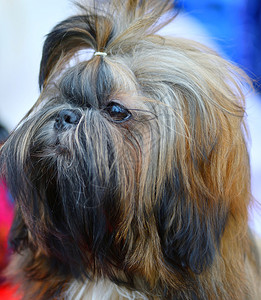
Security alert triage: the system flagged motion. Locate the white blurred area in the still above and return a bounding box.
[0,0,73,130]
[0,1,260,236]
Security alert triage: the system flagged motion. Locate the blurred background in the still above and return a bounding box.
[0,0,260,237]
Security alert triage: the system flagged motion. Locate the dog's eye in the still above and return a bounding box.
[104,102,132,123]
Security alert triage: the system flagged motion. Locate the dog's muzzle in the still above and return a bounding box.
[54,109,81,131]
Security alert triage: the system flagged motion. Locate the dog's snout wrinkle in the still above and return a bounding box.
[54,109,81,131]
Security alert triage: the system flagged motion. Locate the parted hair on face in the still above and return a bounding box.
[0,0,260,299]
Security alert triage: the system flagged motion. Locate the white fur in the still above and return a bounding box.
[64,279,149,300]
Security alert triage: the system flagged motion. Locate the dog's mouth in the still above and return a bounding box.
[54,137,70,155]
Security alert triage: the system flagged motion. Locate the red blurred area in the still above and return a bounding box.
[0,284,21,300]
[0,180,13,270]
[0,180,21,299]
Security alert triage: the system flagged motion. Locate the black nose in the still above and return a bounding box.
[54,109,81,131]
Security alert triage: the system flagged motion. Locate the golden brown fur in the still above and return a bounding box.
[0,0,260,299]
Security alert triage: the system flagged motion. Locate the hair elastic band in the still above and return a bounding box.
[94,51,107,57]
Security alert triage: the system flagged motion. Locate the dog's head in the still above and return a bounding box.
[0,0,251,295]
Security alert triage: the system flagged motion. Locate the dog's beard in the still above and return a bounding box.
[1,90,157,282]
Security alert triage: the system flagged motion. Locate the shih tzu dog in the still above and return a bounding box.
[0,0,260,299]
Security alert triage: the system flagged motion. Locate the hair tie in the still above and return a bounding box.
[94,51,107,57]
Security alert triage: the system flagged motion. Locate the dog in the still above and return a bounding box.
[0,0,260,299]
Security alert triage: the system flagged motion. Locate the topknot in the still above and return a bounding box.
[39,0,176,89]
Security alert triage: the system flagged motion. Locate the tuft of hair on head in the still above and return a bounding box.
[38,0,176,90]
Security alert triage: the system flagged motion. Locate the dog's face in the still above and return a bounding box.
[0,1,251,296]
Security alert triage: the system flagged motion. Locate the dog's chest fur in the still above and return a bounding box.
[64,280,148,300]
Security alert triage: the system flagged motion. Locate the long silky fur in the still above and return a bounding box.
[0,0,260,299]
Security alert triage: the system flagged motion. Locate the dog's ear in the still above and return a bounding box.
[156,118,250,275]
[156,173,228,274]
[152,54,250,274]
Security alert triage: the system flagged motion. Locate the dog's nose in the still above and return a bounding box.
[54,109,81,131]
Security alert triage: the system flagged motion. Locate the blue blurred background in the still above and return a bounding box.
[176,0,261,90]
